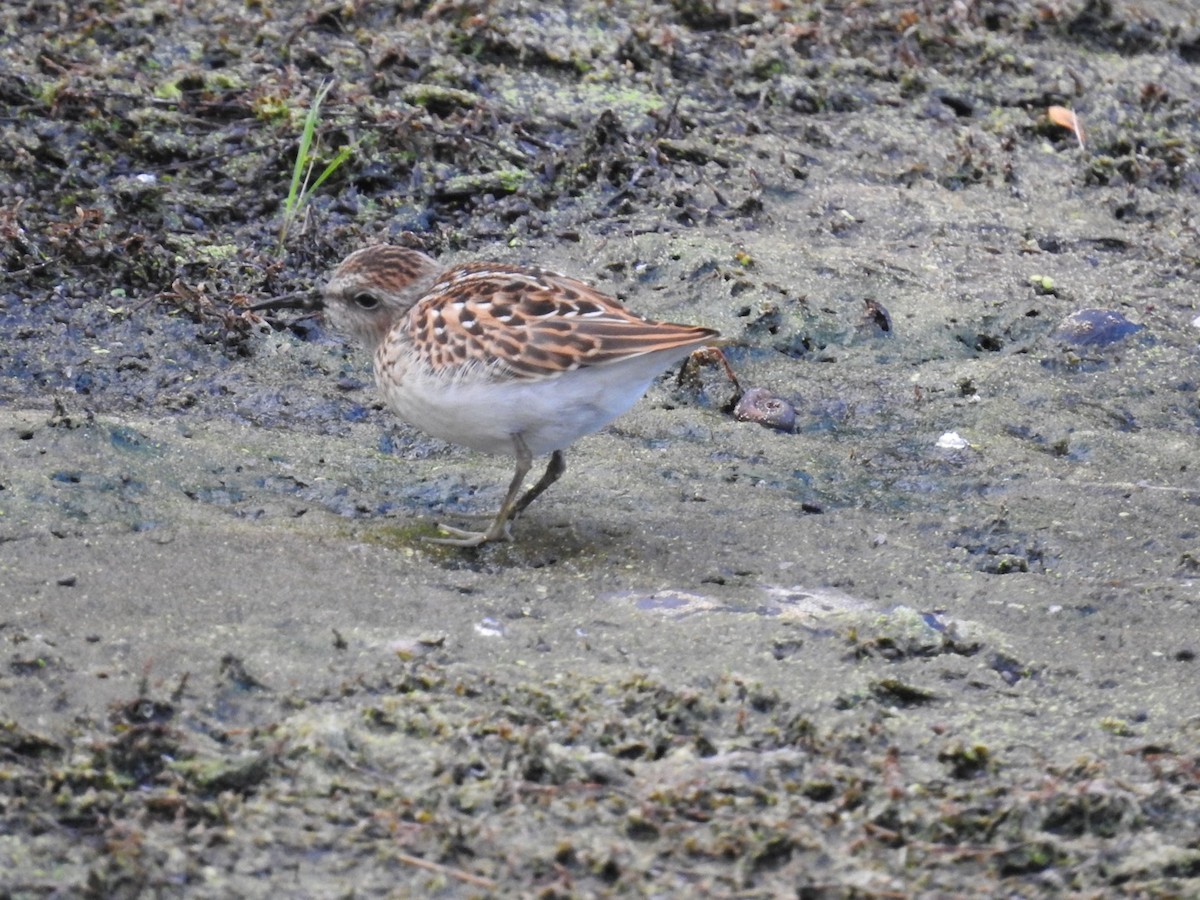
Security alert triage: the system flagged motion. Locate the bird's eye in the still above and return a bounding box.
[352,292,380,310]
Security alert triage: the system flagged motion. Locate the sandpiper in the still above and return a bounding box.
[257,245,719,546]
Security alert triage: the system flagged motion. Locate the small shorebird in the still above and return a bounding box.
[255,245,719,546]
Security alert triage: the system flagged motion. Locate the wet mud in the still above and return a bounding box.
[3,1,1200,896]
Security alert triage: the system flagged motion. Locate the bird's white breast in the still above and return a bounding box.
[374,346,697,458]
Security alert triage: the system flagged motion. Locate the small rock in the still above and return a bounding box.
[733,387,796,432]
[1051,309,1142,346]
[859,298,892,336]
[936,431,970,450]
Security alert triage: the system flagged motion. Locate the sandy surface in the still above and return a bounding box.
[3,0,1200,896]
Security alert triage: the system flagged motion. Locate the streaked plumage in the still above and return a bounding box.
[319,244,719,546]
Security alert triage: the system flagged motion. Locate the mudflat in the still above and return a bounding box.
[2,1,1199,895]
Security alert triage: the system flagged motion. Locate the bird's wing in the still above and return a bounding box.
[406,262,718,381]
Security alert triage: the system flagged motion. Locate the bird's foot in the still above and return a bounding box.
[424,519,514,547]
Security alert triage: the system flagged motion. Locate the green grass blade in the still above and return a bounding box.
[280,80,335,243]
[308,144,354,195]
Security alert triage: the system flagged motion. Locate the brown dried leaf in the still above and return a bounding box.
[1048,105,1086,150]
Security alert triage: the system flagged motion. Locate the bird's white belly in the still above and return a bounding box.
[376,348,692,458]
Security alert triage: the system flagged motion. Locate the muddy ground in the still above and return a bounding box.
[3,0,1200,897]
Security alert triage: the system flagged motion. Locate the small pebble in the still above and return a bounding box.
[859,298,892,335]
[1050,309,1142,346]
[474,617,506,638]
[936,431,970,450]
[733,387,796,432]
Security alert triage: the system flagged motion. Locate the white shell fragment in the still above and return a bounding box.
[936,431,970,450]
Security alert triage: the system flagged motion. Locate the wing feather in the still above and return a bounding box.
[406,263,718,381]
